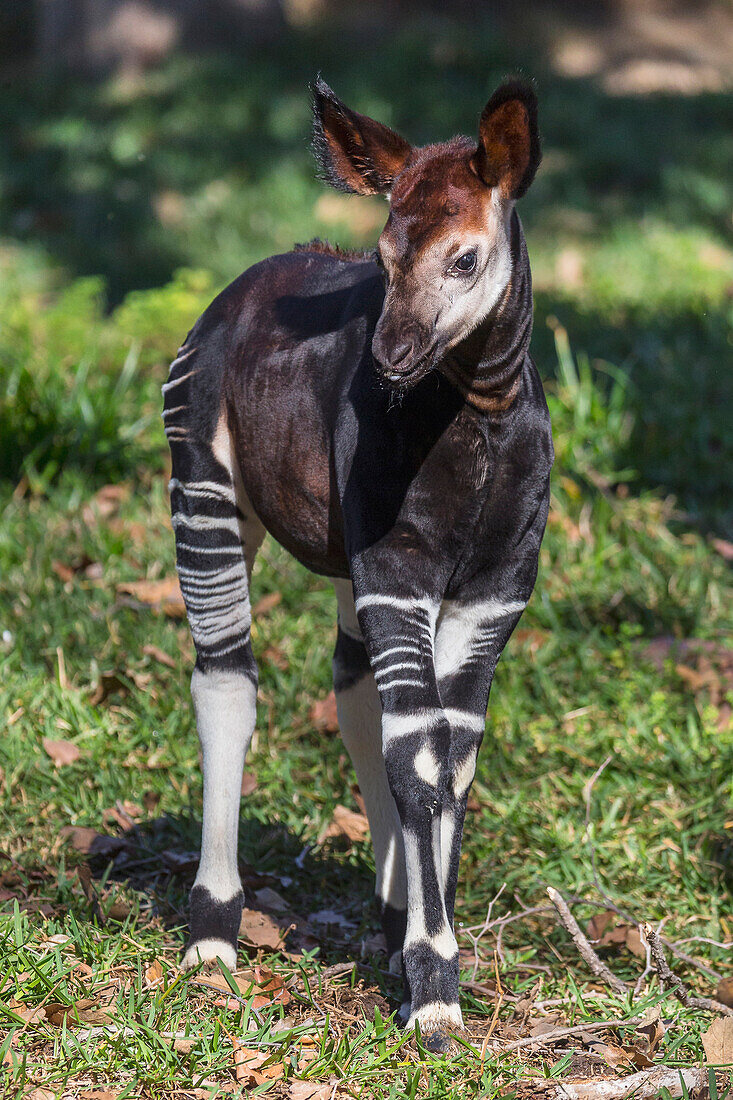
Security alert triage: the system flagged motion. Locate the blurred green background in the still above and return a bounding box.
[1,0,732,530]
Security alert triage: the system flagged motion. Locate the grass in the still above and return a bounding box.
[0,7,732,1097]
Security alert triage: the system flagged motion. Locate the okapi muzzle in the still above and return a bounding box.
[371,293,435,388]
[164,74,551,1054]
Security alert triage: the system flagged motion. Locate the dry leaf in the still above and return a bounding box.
[320,804,369,844]
[309,909,356,930]
[173,1038,196,1053]
[241,771,258,797]
[232,1040,267,1086]
[117,575,186,617]
[254,886,288,912]
[588,1041,635,1071]
[716,977,733,1008]
[310,692,339,733]
[143,644,176,669]
[144,960,164,988]
[586,911,646,959]
[79,1091,122,1100]
[251,592,282,617]
[60,825,125,859]
[251,964,291,1007]
[701,1017,733,1065]
[239,907,284,949]
[289,1082,335,1100]
[45,999,115,1026]
[103,800,143,831]
[42,737,80,766]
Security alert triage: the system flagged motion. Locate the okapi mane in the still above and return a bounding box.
[293,238,373,263]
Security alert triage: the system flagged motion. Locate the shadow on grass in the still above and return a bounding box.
[79,811,383,966]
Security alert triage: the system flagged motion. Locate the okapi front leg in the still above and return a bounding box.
[355,593,461,1047]
[434,596,526,927]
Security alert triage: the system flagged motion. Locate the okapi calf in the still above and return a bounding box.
[164,77,553,1049]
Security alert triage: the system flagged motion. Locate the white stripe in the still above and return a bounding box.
[402,831,456,960]
[164,428,190,440]
[444,708,485,733]
[169,478,236,503]
[354,594,435,615]
[374,661,422,681]
[162,368,199,393]
[434,597,526,680]
[177,562,247,585]
[376,678,423,692]
[382,710,439,740]
[372,644,422,664]
[175,542,243,557]
[168,346,197,371]
[161,405,188,419]
[172,513,241,534]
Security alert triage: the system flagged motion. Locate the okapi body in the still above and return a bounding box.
[164,77,553,1049]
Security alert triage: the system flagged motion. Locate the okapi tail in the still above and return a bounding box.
[163,329,262,970]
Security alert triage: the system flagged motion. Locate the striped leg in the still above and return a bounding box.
[434,597,525,928]
[164,344,265,970]
[353,592,462,1047]
[331,581,407,974]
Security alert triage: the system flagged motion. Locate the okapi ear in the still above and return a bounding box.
[311,76,412,196]
[472,80,541,200]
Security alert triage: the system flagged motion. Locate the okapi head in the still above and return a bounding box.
[312,77,541,389]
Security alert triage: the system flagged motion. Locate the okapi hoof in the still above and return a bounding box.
[424,1028,453,1054]
[408,1002,463,1053]
[182,885,243,970]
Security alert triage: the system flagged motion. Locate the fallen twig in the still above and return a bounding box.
[641,922,733,1017]
[492,1011,644,1052]
[666,941,723,983]
[547,887,628,996]
[537,1067,707,1099]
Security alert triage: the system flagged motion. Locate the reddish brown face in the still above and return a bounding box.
[312,78,541,389]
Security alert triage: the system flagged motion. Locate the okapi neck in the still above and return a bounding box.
[440,214,533,416]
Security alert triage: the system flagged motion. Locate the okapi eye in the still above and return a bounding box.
[454,250,477,273]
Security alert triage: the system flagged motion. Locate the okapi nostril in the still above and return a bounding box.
[389,342,414,369]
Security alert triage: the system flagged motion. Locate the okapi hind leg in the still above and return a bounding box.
[331,580,408,980]
[164,340,265,970]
